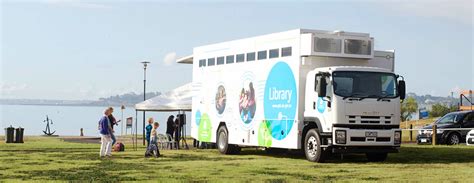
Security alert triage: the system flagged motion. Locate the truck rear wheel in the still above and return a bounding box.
[304,129,326,162]
[366,153,387,162]
[217,126,240,154]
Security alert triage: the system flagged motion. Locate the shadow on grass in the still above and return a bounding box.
[237,145,474,164]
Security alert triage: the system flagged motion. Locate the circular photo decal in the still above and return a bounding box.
[239,81,256,124]
[215,85,226,115]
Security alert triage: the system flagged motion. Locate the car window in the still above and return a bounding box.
[463,113,474,122]
[437,113,460,124]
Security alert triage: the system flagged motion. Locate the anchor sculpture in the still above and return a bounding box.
[43,115,56,136]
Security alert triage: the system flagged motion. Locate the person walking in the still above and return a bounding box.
[99,108,113,158]
[166,115,175,149]
[145,121,161,158]
[145,117,153,147]
[107,107,118,146]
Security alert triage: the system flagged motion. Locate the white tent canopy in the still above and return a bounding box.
[135,83,192,111]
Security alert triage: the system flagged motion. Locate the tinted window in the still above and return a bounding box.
[199,59,206,67]
[247,52,256,61]
[236,54,245,63]
[217,56,225,65]
[269,49,279,58]
[437,113,463,124]
[281,47,292,57]
[257,50,267,60]
[226,55,235,64]
[207,58,215,66]
[463,113,474,122]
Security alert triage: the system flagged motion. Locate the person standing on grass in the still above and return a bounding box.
[145,117,154,147]
[166,115,175,149]
[174,117,181,149]
[145,121,161,157]
[107,107,118,146]
[99,108,113,158]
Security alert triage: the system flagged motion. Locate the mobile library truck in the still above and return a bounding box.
[184,29,406,162]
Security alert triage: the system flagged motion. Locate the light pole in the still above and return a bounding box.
[141,61,150,146]
[120,104,125,136]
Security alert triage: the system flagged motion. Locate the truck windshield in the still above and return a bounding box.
[332,71,398,99]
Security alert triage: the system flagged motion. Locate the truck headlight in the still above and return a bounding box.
[394,131,401,145]
[335,130,346,144]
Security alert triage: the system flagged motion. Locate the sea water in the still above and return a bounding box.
[0,104,190,136]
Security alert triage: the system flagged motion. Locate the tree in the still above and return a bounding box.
[401,97,418,122]
[430,103,458,117]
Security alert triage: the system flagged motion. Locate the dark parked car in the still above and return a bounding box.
[417,110,474,145]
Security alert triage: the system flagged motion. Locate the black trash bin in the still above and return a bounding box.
[5,126,15,143]
[15,127,24,143]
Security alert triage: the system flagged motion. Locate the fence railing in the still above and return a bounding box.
[401,124,474,145]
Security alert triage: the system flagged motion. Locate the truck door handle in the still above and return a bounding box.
[313,102,316,109]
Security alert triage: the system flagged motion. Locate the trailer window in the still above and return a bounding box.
[217,56,225,65]
[207,58,215,66]
[257,50,267,60]
[269,49,279,58]
[199,59,206,67]
[226,55,235,64]
[281,47,292,57]
[236,54,245,63]
[247,52,256,61]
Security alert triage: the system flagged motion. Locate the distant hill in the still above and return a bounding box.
[0,92,161,107]
[407,92,459,110]
[90,92,161,106]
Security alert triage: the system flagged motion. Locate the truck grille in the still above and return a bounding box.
[348,115,392,124]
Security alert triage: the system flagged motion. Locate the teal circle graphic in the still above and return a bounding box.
[264,62,297,140]
[317,97,326,113]
[195,110,201,126]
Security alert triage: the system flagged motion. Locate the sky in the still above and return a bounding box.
[1,0,473,100]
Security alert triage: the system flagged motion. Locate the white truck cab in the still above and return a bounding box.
[184,29,406,162]
[304,66,403,162]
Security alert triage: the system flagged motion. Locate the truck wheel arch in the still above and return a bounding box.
[302,117,324,147]
[217,122,227,139]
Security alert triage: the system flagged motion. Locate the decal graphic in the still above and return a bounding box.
[239,73,257,124]
[317,97,326,113]
[195,110,201,126]
[258,120,272,147]
[215,85,226,115]
[264,62,297,140]
[198,113,212,142]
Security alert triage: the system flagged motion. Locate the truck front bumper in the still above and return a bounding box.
[332,127,401,147]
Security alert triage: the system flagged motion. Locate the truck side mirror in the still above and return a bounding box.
[317,77,327,98]
[398,80,406,100]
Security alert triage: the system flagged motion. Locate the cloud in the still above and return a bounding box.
[163,52,177,66]
[379,0,472,25]
[0,82,28,96]
[44,0,113,9]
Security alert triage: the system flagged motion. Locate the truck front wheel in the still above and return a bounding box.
[366,153,387,162]
[304,129,327,162]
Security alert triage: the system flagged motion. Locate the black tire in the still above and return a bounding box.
[217,126,240,154]
[447,133,461,145]
[304,129,326,162]
[366,153,388,162]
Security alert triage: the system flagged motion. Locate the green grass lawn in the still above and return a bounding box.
[1,137,473,182]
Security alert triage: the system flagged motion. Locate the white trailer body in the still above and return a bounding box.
[188,29,403,162]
